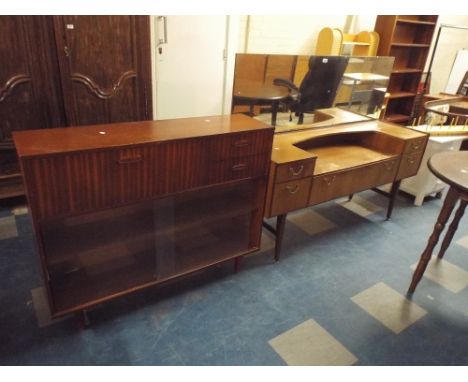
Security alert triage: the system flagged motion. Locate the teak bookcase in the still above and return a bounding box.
[374,15,439,125]
[13,115,273,320]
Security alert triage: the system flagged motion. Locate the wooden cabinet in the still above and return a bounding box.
[0,16,152,200]
[374,15,438,124]
[13,114,273,318]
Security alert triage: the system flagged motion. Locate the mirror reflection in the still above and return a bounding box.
[232,54,394,132]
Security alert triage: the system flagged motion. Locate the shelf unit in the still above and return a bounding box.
[13,114,274,319]
[374,15,438,124]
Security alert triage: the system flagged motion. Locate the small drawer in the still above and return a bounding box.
[404,137,427,154]
[397,151,424,180]
[275,159,315,183]
[209,130,272,160]
[208,153,270,184]
[269,178,312,216]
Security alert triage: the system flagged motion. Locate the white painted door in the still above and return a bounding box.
[153,16,229,120]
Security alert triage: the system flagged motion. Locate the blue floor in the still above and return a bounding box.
[1,190,468,365]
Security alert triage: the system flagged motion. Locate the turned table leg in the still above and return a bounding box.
[408,187,460,294]
[437,199,467,259]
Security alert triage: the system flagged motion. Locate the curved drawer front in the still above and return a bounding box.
[309,158,399,205]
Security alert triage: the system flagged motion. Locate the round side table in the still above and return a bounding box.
[408,151,468,293]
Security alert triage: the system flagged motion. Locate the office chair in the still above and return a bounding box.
[273,56,349,124]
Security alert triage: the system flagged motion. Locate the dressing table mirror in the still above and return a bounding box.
[231,54,394,132]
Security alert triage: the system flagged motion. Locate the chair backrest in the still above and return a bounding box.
[296,56,349,113]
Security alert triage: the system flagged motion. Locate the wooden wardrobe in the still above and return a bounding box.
[0,16,152,199]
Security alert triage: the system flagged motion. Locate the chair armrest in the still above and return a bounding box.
[273,78,299,92]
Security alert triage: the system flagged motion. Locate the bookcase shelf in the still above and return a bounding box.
[375,15,438,125]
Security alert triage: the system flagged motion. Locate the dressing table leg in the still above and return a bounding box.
[437,199,467,259]
[386,180,401,220]
[274,214,287,262]
[408,187,459,294]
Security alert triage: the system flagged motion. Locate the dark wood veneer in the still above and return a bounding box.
[14,114,273,319]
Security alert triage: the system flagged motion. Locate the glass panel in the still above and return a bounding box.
[41,181,256,313]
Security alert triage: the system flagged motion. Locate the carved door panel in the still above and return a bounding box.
[0,16,65,198]
[0,16,65,144]
[54,16,152,126]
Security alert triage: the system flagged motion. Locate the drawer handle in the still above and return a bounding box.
[384,162,394,171]
[289,164,304,176]
[323,175,336,186]
[286,185,300,194]
[407,156,416,164]
[411,142,421,151]
[233,139,250,148]
[117,156,142,164]
[231,163,248,171]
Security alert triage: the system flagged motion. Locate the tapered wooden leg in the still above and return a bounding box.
[274,214,287,262]
[386,180,401,220]
[76,309,90,329]
[348,194,354,201]
[408,187,459,294]
[234,257,241,273]
[437,199,467,259]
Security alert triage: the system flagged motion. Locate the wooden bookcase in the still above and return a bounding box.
[374,15,439,124]
[13,114,273,320]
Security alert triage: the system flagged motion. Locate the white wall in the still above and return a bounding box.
[238,15,377,54]
[425,15,468,93]
[238,15,468,95]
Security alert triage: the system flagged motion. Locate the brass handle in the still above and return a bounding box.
[323,175,336,186]
[407,156,416,164]
[410,142,421,151]
[232,163,248,171]
[286,185,300,194]
[289,164,304,176]
[384,162,394,171]
[117,156,142,164]
[233,139,250,148]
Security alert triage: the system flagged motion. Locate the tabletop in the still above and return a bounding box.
[233,79,289,101]
[428,151,468,193]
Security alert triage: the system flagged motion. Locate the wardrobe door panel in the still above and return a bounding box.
[0,16,64,143]
[54,16,152,126]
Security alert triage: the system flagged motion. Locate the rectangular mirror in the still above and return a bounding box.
[232,54,395,132]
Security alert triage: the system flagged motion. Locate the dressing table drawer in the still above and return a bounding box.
[404,137,427,154]
[269,178,312,216]
[397,151,424,180]
[275,159,316,183]
[309,159,398,205]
